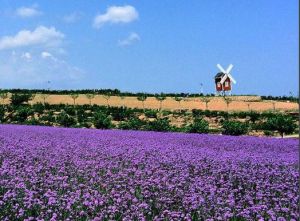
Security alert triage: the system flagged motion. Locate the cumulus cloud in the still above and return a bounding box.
[0,50,84,88]
[118,32,140,46]
[0,26,64,50]
[93,5,138,29]
[15,6,42,18]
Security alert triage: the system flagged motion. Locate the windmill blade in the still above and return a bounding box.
[220,74,228,84]
[226,64,233,74]
[227,73,236,84]
[217,64,226,73]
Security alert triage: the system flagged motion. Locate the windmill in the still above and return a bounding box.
[214,64,236,96]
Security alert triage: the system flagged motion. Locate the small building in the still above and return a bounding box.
[214,64,236,96]
[215,72,232,92]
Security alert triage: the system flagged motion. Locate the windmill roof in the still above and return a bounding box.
[214,72,225,78]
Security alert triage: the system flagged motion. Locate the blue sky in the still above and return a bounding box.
[0,0,298,96]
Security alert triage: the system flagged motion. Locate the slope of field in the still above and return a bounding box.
[24,94,300,111]
[2,94,298,111]
[0,125,298,220]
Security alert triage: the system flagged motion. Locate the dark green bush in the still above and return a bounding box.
[76,108,88,123]
[203,110,213,117]
[192,109,204,118]
[10,94,32,106]
[93,112,113,129]
[56,112,77,127]
[250,122,264,130]
[25,118,41,125]
[32,103,45,114]
[43,102,51,110]
[222,121,249,136]
[65,106,76,116]
[261,111,277,119]
[118,117,145,130]
[186,118,209,134]
[144,109,157,118]
[110,107,134,121]
[264,114,297,137]
[209,128,221,134]
[0,106,5,122]
[231,111,248,119]
[161,110,172,116]
[39,112,55,122]
[145,118,171,132]
[12,106,33,122]
[80,122,92,128]
[263,130,274,136]
[248,111,260,123]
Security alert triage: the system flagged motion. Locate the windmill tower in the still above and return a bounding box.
[214,64,236,96]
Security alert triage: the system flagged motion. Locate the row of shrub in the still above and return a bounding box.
[0,102,297,137]
[4,101,297,123]
[191,109,289,121]
[7,93,298,120]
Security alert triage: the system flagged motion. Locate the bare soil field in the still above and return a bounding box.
[3,94,299,112]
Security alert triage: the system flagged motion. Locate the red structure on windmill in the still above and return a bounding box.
[214,64,236,95]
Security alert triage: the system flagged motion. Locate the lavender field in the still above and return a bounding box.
[0,125,298,220]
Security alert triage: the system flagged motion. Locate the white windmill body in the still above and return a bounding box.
[214,64,236,96]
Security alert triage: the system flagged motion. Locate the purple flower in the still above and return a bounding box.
[0,125,298,220]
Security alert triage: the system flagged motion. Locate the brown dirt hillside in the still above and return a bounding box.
[40,95,298,111]
[1,94,298,112]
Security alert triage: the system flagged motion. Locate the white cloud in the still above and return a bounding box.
[63,12,82,23]
[21,52,32,60]
[0,26,64,50]
[16,6,42,18]
[118,32,140,46]
[41,51,53,59]
[93,5,138,29]
[0,50,84,88]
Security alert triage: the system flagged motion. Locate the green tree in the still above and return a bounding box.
[155,93,167,110]
[200,97,211,110]
[137,93,147,110]
[265,114,297,138]
[103,94,111,106]
[223,97,233,111]
[85,94,95,105]
[70,94,79,105]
